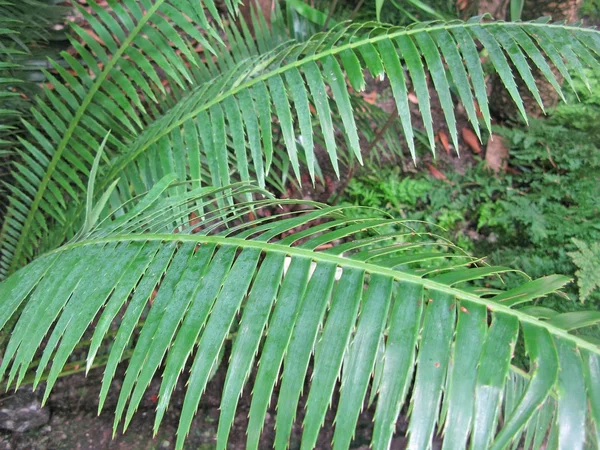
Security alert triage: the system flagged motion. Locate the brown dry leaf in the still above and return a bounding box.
[189,211,202,233]
[461,127,481,154]
[408,92,418,104]
[456,0,468,10]
[485,133,510,173]
[82,27,104,45]
[437,131,451,155]
[361,90,377,104]
[426,163,448,181]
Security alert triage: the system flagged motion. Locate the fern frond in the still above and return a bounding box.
[2,15,600,282]
[1,181,599,450]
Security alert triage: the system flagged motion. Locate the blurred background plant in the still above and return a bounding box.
[340,68,600,311]
[0,0,69,214]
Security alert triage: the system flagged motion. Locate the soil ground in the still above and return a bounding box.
[0,357,415,450]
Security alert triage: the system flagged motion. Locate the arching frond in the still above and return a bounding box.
[2,14,600,279]
[0,0,67,198]
[0,0,237,277]
[1,181,599,450]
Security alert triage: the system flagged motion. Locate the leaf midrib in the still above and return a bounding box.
[40,232,590,356]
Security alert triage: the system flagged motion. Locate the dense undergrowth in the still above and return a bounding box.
[341,70,600,311]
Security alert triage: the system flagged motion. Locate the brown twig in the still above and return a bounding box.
[322,0,339,30]
[364,104,399,155]
[349,0,366,21]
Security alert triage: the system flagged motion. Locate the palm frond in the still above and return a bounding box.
[1,181,599,450]
[0,0,67,172]
[0,0,235,277]
[2,14,600,279]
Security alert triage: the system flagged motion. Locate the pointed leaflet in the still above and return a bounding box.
[223,96,250,187]
[504,25,565,103]
[115,243,197,430]
[301,268,365,450]
[493,275,570,307]
[358,42,385,80]
[451,25,492,132]
[303,61,339,177]
[470,25,528,123]
[323,55,362,164]
[1,246,94,388]
[396,34,436,153]
[123,244,216,429]
[340,49,366,92]
[490,324,559,450]
[413,30,459,151]
[406,291,455,450]
[377,39,416,160]
[37,244,143,400]
[216,253,285,449]
[371,282,424,449]
[86,242,161,372]
[493,26,545,112]
[99,244,176,414]
[246,257,312,450]
[333,274,393,450]
[431,28,481,139]
[470,313,519,450]
[176,248,261,450]
[441,301,487,450]
[285,69,315,180]
[540,26,595,90]
[237,89,265,187]
[154,245,237,432]
[268,75,301,181]
[274,263,337,450]
[253,81,274,174]
[554,338,586,450]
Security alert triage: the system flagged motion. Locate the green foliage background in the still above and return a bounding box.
[341,70,600,307]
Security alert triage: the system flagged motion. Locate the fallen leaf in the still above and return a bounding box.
[461,127,481,154]
[426,163,448,181]
[485,133,509,173]
[361,90,377,104]
[437,131,451,155]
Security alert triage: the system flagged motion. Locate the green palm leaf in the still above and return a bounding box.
[0,0,235,277]
[1,181,599,449]
[3,11,600,281]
